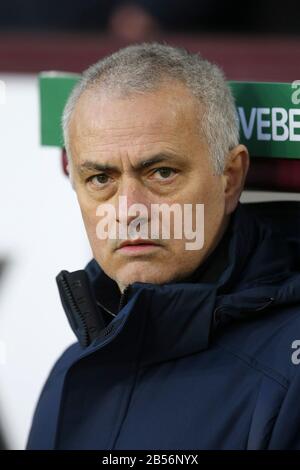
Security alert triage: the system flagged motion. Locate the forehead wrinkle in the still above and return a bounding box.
[76,150,187,178]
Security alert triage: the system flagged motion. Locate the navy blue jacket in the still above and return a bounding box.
[27,201,300,449]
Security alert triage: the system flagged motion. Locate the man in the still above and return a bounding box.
[27,43,300,450]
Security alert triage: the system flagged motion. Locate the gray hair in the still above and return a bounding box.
[62,42,239,175]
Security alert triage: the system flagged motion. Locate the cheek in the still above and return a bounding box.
[196,172,224,206]
[79,203,104,252]
[79,201,119,266]
[77,191,100,233]
[189,177,225,244]
[79,204,95,235]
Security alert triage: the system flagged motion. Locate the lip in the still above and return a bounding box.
[119,239,158,248]
[117,239,161,253]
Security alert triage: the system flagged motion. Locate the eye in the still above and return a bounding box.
[152,167,177,180]
[87,173,110,187]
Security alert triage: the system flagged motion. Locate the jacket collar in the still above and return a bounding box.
[56,202,300,366]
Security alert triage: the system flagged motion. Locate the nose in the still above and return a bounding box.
[115,176,151,226]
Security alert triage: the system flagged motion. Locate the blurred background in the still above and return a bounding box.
[0,0,300,450]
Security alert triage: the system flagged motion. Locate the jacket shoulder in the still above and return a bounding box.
[26,341,83,449]
[47,341,84,380]
[216,303,300,386]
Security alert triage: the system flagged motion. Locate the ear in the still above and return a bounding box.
[66,163,76,191]
[221,145,249,215]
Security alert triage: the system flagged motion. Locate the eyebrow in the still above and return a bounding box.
[76,153,183,175]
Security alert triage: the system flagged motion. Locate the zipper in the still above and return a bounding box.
[56,270,108,348]
[59,272,89,346]
[90,284,133,344]
[118,284,132,312]
[96,300,116,318]
[96,283,133,319]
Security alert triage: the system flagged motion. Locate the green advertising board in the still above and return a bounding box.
[231,81,300,159]
[39,73,300,159]
[39,72,80,147]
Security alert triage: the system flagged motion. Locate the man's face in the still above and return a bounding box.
[69,81,230,291]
